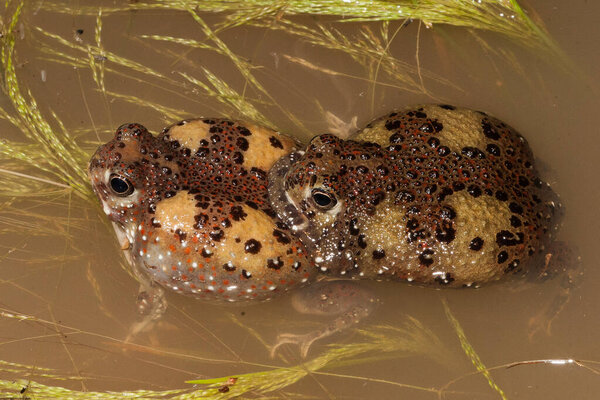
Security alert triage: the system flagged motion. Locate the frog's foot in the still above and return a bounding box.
[270,332,320,359]
[269,280,379,358]
[125,283,167,342]
[324,111,359,140]
[136,283,167,318]
[528,241,583,339]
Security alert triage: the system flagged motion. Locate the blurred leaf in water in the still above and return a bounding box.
[261,19,461,97]
[40,0,565,58]
[0,3,91,199]
[180,69,272,127]
[443,299,507,400]
[0,306,449,398]
[188,317,451,398]
[36,0,570,128]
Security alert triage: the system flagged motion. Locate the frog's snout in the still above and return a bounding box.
[267,151,309,232]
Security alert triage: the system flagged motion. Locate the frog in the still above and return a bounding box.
[88,119,316,325]
[268,104,563,287]
[90,118,378,351]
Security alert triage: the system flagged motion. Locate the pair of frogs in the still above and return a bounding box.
[89,105,565,356]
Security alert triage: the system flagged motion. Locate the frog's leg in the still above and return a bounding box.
[270,280,379,358]
[112,222,168,340]
[527,241,583,339]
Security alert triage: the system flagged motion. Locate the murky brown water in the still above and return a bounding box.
[1,1,598,398]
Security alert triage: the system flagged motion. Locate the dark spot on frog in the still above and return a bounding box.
[232,151,244,164]
[250,167,267,180]
[269,136,284,149]
[509,202,523,214]
[510,216,522,227]
[396,190,415,203]
[194,213,209,229]
[461,147,485,159]
[518,176,530,187]
[495,190,508,201]
[467,185,482,198]
[358,234,368,249]
[427,137,440,148]
[419,249,435,266]
[482,119,500,140]
[209,229,225,242]
[434,273,455,285]
[349,218,360,235]
[486,143,501,156]
[372,249,386,259]
[497,251,509,264]
[273,229,291,244]
[223,262,236,272]
[238,126,252,136]
[437,146,451,156]
[230,205,247,221]
[496,230,524,247]
[440,206,456,220]
[385,119,401,131]
[267,257,283,270]
[174,229,187,242]
[435,224,456,243]
[236,137,249,151]
[389,132,404,143]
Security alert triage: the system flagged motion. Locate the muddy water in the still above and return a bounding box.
[1,1,598,398]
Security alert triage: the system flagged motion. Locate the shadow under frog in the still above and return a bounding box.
[89,105,572,357]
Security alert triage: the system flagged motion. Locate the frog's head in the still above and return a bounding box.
[269,134,365,272]
[89,123,177,242]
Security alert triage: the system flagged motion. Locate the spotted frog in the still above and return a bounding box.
[268,104,562,287]
[89,119,315,317]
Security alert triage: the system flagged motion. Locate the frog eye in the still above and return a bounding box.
[311,188,337,210]
[109,174,134,196]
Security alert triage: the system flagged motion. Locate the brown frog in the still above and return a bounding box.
[268,104,563,287]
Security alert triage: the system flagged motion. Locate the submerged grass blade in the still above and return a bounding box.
[188,318,448,397]
[40,1,563,54]
[181,69,272,126]
[443,299,507,400]
[0,2,92,199]
[0,304,447,398]
[104,90,187,123]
